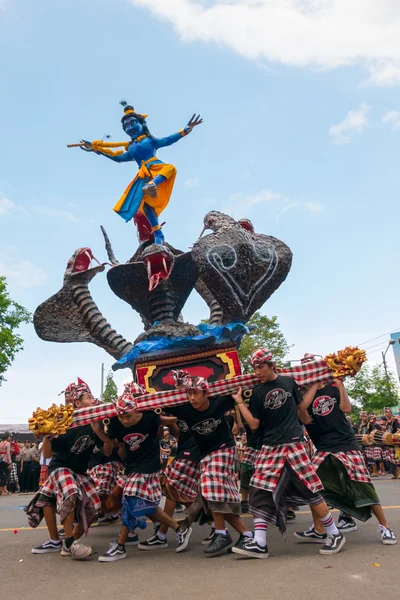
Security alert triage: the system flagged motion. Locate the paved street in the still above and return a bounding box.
[0,478,399,600]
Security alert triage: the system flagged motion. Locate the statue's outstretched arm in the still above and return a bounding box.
[154,114,203,149]
[79,140,132,163]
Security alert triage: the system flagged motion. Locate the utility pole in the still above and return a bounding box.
[382,340,396,407]
[382,350,390,383]
[100,362,105,401]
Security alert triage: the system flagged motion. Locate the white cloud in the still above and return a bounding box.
[0,197,28,218]
[382,110,400,131]
[130,0,400,85]
[0,197,15,217]
[185,176,200,188]
[329,102,370,145]
[224,189,292,219]
[364,60,400,87]
[0,248,48,288]
[222,188,323,220]
[304,201,323,213]
[35,206,79,223]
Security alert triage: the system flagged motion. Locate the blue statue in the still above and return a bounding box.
[74,102,202,244]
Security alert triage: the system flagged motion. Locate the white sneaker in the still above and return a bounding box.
[69,540,92,559]
[380,526,397,545]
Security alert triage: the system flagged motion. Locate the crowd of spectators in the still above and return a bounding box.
[0,433,41,495]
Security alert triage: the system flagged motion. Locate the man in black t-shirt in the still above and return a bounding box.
[154,404,201,543]
[233,348,346,559]
[382,408,400,478]
[163,374,252,557]
[28,378,109,559]
[296,363,397,546]
[97,382,192,562]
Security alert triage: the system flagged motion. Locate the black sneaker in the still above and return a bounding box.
[58,528,65,538]
[241,500,249,513]
[126,533,139,546]
[233,533,253,551]
[98,542,127,562]
[112,533,139,547]
[175,526,193,553]
[380,527,397,545]
[31,540,62,554]
[337,516,357,532]
[319,533,346,555]
[294,527,327,544]
[287,509,296,521]
[203,532,233,557]
[231,538,268,559]
[201,526,216,546]
[153,521,161,536]
[138,534,168,550]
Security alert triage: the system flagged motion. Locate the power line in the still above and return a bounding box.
[363,340,389,352]
[358,328,400,347]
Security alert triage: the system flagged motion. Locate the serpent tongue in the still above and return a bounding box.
[145,251,173,291]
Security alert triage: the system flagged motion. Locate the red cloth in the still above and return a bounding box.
[312,450,372,482]
[163,458,200,501]
[200,446,239,504]
[71,359,335,427]
[251,442,324,494]
[122,471,162,503]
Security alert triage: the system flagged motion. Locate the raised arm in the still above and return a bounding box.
[302,382,320,410]
[79,140,133,163]
[232,387,261,431]
[335,379,352,414]
[154,114,203,149]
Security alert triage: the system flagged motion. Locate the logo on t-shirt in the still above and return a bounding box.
[70,435,95,454]
[264,388,291,410]
[124,432,148,451]
[192,418,221,435]
[312,395,335,417]
[177,419,189,433]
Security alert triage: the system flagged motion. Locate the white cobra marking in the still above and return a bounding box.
[205,242,278,312]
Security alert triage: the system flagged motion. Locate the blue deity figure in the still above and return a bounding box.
[79,102,202,244]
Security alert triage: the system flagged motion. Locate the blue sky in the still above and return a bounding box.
[1,0,400,422]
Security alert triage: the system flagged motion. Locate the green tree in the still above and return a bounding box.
[239,312,291,373]
[345,364,399,416]
[103,371,118,403]
[0,276,32,386]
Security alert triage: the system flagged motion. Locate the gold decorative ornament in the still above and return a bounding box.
[325,346,367,378]
[28,404,74,436]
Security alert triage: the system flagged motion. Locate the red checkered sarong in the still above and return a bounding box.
[163,458,200,501]
[313,450,371,483]
[35,467,101,532]
[382,446,400,465]
[251,442,324,494]
[200,446,240,504]
[88,462,120,497]
[363,446,375,461]
[123,471,162,504]
[241,446,260,468]
[373,446,383,461]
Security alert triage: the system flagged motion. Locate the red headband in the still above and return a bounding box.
[301,353,316,364]
[250,347,273,366]
[64,378,92,406]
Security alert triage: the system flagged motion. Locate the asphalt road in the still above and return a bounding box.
[1,478,399,600]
